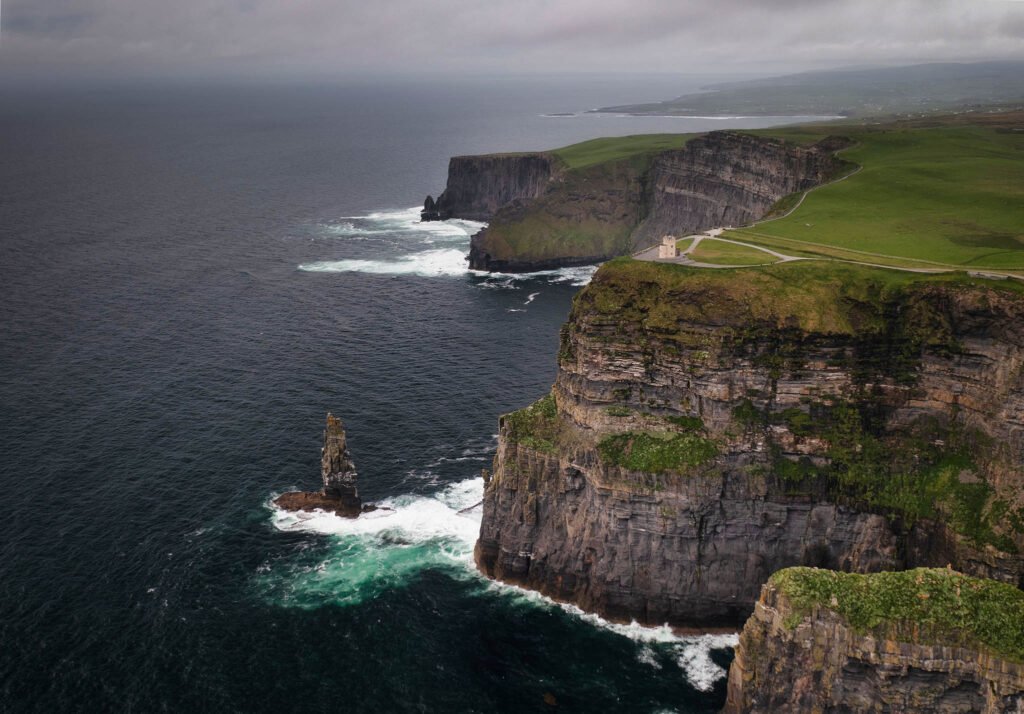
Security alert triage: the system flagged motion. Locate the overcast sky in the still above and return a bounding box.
[2,0,1023,81]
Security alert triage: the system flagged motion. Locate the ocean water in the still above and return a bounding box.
[0,77,817,713]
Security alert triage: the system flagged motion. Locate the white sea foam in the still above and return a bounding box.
[475,264,598,287]
[325,206,486,241]
[489,580,737,691]
[299,248,471,277]
[305,206,597,286]
[267,451,735,690]
[302,250,597,286]
[673,633,739,692]
[270,476,484,552]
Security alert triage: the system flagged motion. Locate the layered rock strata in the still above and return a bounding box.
[424,131,849,271]
[630,132,846,245]
[724,568,1024,713]
[275,413,363,517]
[421,154,557,222]
[474,260,1024,626]
[467,156,650,272]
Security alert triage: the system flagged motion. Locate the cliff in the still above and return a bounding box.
[467,155,650,272]
[724,567,1024,712]
[422,154,557,222]
[630,131,846,245]
[474,260,1024,626]
[275,413,363,517]
[423,131,849,272]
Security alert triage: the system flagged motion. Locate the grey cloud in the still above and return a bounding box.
[1,0,1022,79]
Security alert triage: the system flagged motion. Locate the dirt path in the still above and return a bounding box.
[630,143,1021,280]
[630,235,999,276]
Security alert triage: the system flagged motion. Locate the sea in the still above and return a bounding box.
[0,75,825,713]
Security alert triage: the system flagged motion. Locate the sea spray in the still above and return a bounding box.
[299,206,596,286]
[265,473,735,691]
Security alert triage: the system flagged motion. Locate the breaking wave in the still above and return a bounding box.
[299,248,471,277]
[491,582,738,692]
[261,477,484,607]
[298,206,598,286]
[263,466,736,691]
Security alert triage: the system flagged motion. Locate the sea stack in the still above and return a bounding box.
[275,413,363,517]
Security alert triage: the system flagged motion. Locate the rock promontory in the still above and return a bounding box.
[275,413,363,517]
[421,154,557,222]
[724,567,1024,712]
[474,259,1024,626]
[422,132,851,272]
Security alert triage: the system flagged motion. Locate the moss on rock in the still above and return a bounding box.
[771,567,1024,663]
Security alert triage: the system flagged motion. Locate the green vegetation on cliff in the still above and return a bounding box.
[772,567,1024,663]
[576,258,1024,550]
[583,257,1024,336]
[731,120,1024,271]
[476,156,650,268]
[503,394,560,453]
[598,431,717,474]
[767,402,1021,552]
[551,133,693,170]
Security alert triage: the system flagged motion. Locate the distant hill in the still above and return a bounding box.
[594,61,1024,117]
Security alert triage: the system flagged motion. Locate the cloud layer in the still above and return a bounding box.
[2,0,1023,80]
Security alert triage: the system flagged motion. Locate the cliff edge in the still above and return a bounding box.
[475,260,1024,626]
[422,153,558,222]
[725,567,1024,712]
[423,131,849,272]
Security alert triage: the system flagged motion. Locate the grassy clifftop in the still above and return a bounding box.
[549,133,693,170]
[772,567,1024,663]
[582,257,1024,335]
[733,115,1024,271]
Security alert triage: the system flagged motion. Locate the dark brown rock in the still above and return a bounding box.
[424,154,556,222]
[630,131,844,244]
[275,412,362,518]
[461,131,849,272]
[474,265,1024,626]
[724,577,1024,713]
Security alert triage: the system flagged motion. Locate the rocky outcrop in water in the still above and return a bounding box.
[422,131,849,271]
[421,154,556,222]
[474,260,1024,626]
[724,568,1024,713]
[275,413,363,517]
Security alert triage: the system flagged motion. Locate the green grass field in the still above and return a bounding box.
[551,133,693,170]
[689,239,778,266]
[731,123,1024,270]
[675,237,695,253]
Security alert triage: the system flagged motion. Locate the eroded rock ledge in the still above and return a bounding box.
[275,413,364,517]
[724,568,1024,713]
[474,260,1024,627]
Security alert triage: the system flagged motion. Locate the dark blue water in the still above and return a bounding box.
[0,77,808,713]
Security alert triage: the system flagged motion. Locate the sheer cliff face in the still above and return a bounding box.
[632,132,843,244]
[467,158,648,273]
[458,132,846,272]
[725,572,1024,713]
[433,154,556,222]
[474,261,1024,626]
